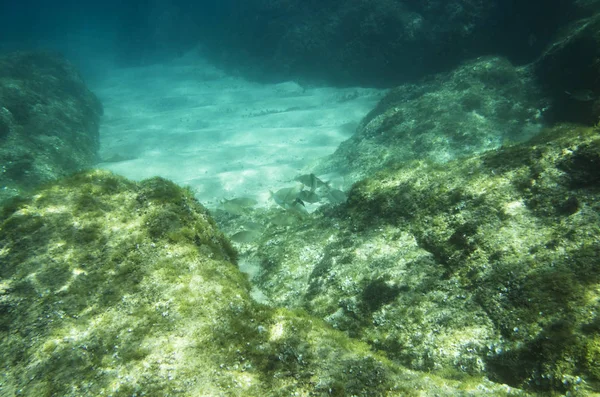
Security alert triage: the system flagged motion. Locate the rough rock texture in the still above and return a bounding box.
[236,124,600,395]
[215,0,583,86]
[112,0,577,87]
[196,0,568,86]
[315,56,545,183]
[311,6,600,184]
[0,51,102,204]
[0,170,528,396]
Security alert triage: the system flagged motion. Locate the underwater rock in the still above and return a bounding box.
[252,123,600,395]
[534,9,600,125]
[88,1,583,87]
[316,56,545,183]
[0,170,528,396]
[0,51,102,204]
[269,211,301,227]
[194,0,575,87]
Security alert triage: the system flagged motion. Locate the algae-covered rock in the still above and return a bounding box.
[316,56,545,183]
[251,124,600,395]
[0,170,527,396]
[0,51,102,204]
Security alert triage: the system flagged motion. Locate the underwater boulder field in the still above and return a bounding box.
[1,1,600,396]
[243,123,600,395]
[0,171,532,396]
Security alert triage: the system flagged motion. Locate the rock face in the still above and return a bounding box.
[0,170,528,396]
[221,0,582,86]
[316,56,545,183]
[534,10,600,125]
[0,51,102,203]
[313,6,600,182]
[247,124,600,395]
[199,0,495,85]
[112,0,578,87]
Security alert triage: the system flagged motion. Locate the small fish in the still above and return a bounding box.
[270,186,301,208]
[230,230,261,243]
[565,89,596,102]
[327,188,347,204]
[220,201,246,215]
[297,190,320,204]
[294,174,328,191]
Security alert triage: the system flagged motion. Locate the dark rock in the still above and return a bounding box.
[556,195,581,215]
[112,1,577,87]
[533,11,600,125]
[0,51,102,203]
[558,138,600,187]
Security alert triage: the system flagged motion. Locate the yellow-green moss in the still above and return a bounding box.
[248,123,600,395]
[0,169,530,396]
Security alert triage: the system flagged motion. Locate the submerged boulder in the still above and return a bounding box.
[194,0,574,87]
[250,124,600,395]
[110,0,581,87]
[317,56,545,183]
[0,51,102,204]
[0,170,526,396]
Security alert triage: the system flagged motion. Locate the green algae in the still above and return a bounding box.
[248,123,600,395]
[0,169,529,396]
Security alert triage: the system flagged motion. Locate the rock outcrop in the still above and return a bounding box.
[244,123,600,395]
[0,51,102,204]
[0,170,527,396]
[316,56,545,183]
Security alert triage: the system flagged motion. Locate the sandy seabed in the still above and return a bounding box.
[94,53,383,209]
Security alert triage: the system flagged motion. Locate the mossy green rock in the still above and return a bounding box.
[0,170,528,396]
[251,124,600,395]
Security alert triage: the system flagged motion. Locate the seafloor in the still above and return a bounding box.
[1,4,600,395]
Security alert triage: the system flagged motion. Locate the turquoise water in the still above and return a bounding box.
[0,2,599,396]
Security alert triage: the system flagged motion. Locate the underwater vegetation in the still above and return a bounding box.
[249,123,600,395]
[0,170,530,396]
[1,3,599,395]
